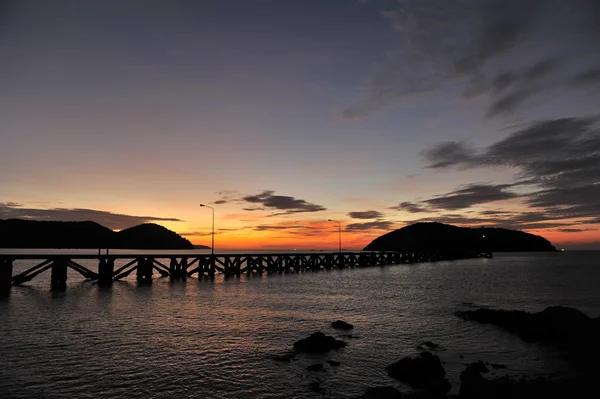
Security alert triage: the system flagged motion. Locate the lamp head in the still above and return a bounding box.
[200,204,205,207]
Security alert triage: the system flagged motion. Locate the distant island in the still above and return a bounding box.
[364,222,556,253]
[0,219,203,250]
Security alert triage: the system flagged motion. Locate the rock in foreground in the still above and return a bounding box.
[306,363,323,371]
[386,352,451,394]
[456,306,599,350]
[459,361,595,399]
[293,332,346,353]
[332,320,354,330]
[358,386,403,399]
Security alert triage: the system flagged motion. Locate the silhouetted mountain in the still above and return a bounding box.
[363,222,556,252]
[114,223,194,249]
[0,219,195,249]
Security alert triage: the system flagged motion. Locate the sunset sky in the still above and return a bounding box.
[1,0,600,250]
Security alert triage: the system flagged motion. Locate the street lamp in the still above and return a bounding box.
[200,204,215,255]
[328,219,341,253]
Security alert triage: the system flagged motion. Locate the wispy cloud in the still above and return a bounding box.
[180,231,222,237]
[389,202,429,213]
[410,116,600,229]
[348,210,384,219]
[241,190,326,215]
[342,0,600,119]
[423,183,519,211]
[345,220,395,231]
[0,203,182,230]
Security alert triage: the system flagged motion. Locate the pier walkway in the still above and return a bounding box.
[0,250,492,294]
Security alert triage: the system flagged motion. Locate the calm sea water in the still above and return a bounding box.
[1,250,599,398]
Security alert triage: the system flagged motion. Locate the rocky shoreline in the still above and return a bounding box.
[272,306,599,398]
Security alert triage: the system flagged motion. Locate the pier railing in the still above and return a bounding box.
[0,250,491,294]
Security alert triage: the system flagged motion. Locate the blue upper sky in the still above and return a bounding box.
[1,0,600,249]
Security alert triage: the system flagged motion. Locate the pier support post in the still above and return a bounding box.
[180,257,188,279]
[209,256,216,277]
[98,257,114,286]
[136,257,153,284]
[1,258,13,296]
[170,258,178,279]
[51,257,68,291]
[170,257,188,280]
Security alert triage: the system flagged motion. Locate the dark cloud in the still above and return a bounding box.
[421,141,476,169]
[343,1,600,119]
[424,183,519,210]
[485,87,537,118]
[345,220,394,231]
[480,210,514,216]
[181,231,222,237]
[241,190,326,215]
[424,117,599,173]
[348,210,384,219]
[456,0,541,73]
[390,202,429,213]
[571,66,600,86]
[419,116,600,227]
[391,183,520,213]
[214,190,244,205]
[403,213,577,231]
[253,224,304,232]
[557,228,591,233]
[0,202,182,230]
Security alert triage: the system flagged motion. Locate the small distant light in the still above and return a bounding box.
[561,248,565,252]
[482,235,486,238]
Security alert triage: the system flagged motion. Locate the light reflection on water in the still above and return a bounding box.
[1,251,599,398]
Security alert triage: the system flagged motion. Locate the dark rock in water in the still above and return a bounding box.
[465,361,490,374]
[359,386,403,399]
[459,362,595,399]
[332,320,354,330]
[340,333,360,339]
[326,360,341,366]
[293,332,346,353]
[456,306,599,352]
[428,378,452,396]
[268,351,297,362]
[309,381,326,394]
[487,362,507,370]
[386,351,451,394]
[306,363,324,371]
[421,341,439,349]
[416,345,424,350]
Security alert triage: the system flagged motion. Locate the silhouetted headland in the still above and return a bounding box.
[364,222,556,253]
[0,219,198,249]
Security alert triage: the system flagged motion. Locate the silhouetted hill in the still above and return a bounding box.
[115,223,194,249]
[0,219,195,249]
[363,222,556,252]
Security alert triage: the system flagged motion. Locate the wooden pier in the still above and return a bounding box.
[0,251,492,294]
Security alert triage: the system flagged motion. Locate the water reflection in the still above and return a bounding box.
[1,253,599,398]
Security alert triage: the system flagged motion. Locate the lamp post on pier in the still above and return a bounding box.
[328,219,342,253]
[200,204,215,255]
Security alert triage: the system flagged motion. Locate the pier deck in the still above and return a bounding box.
[0,250,492,294]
